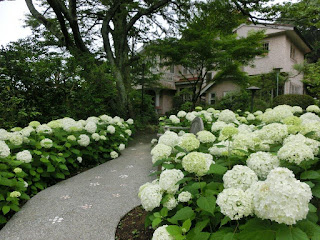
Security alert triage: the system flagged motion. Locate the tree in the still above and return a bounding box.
[146,0,266,107]
[24,0,272,117]
[299,60,320,99]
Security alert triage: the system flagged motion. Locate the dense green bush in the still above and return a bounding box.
[215,90,250,111]
[273,94,315,109]
[0,115,134,226]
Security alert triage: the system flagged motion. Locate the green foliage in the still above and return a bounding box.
[215,90,251,112]
[273,94,315,109]
[301,60,320,99]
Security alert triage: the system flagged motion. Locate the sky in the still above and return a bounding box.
[0,0,298,47]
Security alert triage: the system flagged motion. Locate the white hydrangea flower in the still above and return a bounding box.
[292,106,303,114]
[182,152,214,176]
[260,106,293,124]
[20,127,34,137]
[67,135,76,141]
[254,110,263,116]
[232,133,256,151]
[152,225,174,240]
[306,105,320,113]
[196,130,216,143]
[209,141,231,156]
[151,144,172,164]
[179,134,200,152]
[0,141,10,158]
[29,121,41,128]
[85,121,97,134]
[60,118,83,132]
[100,135,106,141]
[40,138,53,148]
[186,112,196,122]
[16,150,32,163]
[211,121,233,132]
[91,133,100,141]
[9,133,23,146]
[256,123,288,144]
[118,143,125,151]
[207,108,215,113]
[218,109,236,123]
[237,116,248,124]
[246,113,255,121]
[107,125,116,134]
[77,134,90,147]
[100,115,113,123]
[177,110,187,118]
[169,115,180,124]
[178,191,192,202]
[151,138,158,145]
[47,120,62,129]
[139,182,163,211]
[178,130,185,136]
[159,131,180,147]
[251,167,312,225]
[110,151,119,159]
[125,129,132,136]
[77,157,82,163]
[223,165,258,191]
[163,195,178,210]
[300,112,320,124]
[216,188,253,220]
[283,134,320,155]
[159,169,184,194]
[0,129,10,141]
[174,152,186,163]
[277,142,314,165]
[300,120,320,140]
[246,152,279,179]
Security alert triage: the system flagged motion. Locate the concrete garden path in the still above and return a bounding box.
[0,133,156,240]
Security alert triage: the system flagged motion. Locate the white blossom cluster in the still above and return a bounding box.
[179,134,200,152]
[259,105,293,123]
[277,141,314,165]
[223,165,258,191]
[177,111,187,118]
[169,115,180,124]
[84,121,97,134]
[306,105,320,113]
[16,150,32,163]
[159,169,184,194]
[256,123,288,144]
[163,195,178,210]
[218,109,236,123]
[196,130,216,143]
[182,152,214,176]
[246,152,279,179]
[40,138,53,148]
[209,141,231,156]
[77,134,90,147]
[186,112,197,122]
[36,124,53,134]
[152,225,174,240]
[151,144,172,164]
[0,141,10,158]
[178,191,192,202]
[138,181,163,211]
[158,131,179,147]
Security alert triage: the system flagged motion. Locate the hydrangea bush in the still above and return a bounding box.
[143,105,320,240]
[0,115,134,225]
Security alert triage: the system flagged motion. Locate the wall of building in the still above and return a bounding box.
[205,81,241,104]
[159,90,175,115]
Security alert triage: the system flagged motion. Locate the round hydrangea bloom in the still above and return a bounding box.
[177,111,187,118]
[151,144,172,164]
[107,125,116,134]
[139,182,163,211]
[219,126,239,141]
[179,134,200,152]
[110,151,119,159]
[283,134,320,155]
[125,129,132,136]
[260,107,293,124]
[254,110,263,116]
[118,143,125,151]
[251,167,312,225]
[300,112,320,124]
[209,141,231,156]
[216,188,253,220]
[169,115,180,124]
[10,191,21,198]
[77,134,90,147]
[159,169,184,194]
[20,127,34,137]
[9,133,23,146]
[0,141,10,158]
[36,124,53,134]
[151,139,158,145]
[277,142,314,165]
[163,195,178,210]
[126,118,134,124]
[211,121,227,132]
[246,152,279,179]
[67,135,76,141]
[0,129,10,141]
[14,167,22,173]
[178,191,192,202]
[232,133,256,151]
[237,116,248,124]
[100,135,106,141]
[40,138,53,148]
[256,123,288,144]
[300,120,320,140]
[61,118,83,132]
[306,105,320,113]
[182,152,214,176]
[47,120,62,129]
[207,108,215,113]
[196,130,216,143]
[91,133,100,141]
[246,113,255,121]
[237,124,252,134]
[292,106,303,114]
[29,121,41,128]
[152,225,174,240]
[77,157,83,163]
[186,112,196,122]
[174,152,186,163]
[223,165,258,191]
[84,121,97,134]
[282,116,302,126]
[16,150,32,163]
[218,109,236,123]
[159,131,180,147]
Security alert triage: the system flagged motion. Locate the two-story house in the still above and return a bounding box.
[148,23,312,115]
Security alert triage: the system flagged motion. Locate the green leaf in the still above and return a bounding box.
[152,217,162,228]
[238,218,276,240]
[0,194,4,201]
[47,165,55,172]
[209,228,235,240]
[65,142,71,148]
[160,207,168,217]
[30,170,36,176]
[71,149,81,155]
[194,219,210,233]
[208,164,228,175]
[312,183,320,198]
[2,206,10,215]
[192,232,211,240]
[55,173,65,179]
[40,157,50,163]
[0,215,7,224]
[20,193,30,200]
[166,225,182,236]
[220,216,231,227]
[197,196,216,215]
[308,203,317,213]
[33,150,42,155]
[35,182,44,190]
[182,219,192,233]
[59,164,68,171]
[37,167,44,173]
[296,220,320,240]
[9,204,20,212]
[168,207,195,224]
[300,171,320,180]
[153,212,161,218]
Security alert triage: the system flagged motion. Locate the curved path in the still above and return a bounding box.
[0,133,156,240]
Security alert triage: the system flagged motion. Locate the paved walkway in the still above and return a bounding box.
[0,133,156,240]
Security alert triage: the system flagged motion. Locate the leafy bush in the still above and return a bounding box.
[0,115,134,225]
[215,90,251,111]
[273,94,315,109]
[143,105,320,239]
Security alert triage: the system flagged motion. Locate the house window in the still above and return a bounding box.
[262,42,269,55]
[209,92,216,105]
[290,45,296,60]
